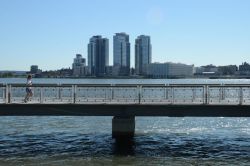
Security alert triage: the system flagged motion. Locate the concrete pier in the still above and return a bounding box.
[112,116,135,139]
[1,83,250,139]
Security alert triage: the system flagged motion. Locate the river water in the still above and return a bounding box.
[0,78,250,166]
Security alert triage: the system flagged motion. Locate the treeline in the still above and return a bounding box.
[0,72,26,78]
[0,72,13,78]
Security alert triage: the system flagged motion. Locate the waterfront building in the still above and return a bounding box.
[218,65,238,75]
[57,68,72,77]
[239,62,250,75]
[88,36,109,77]
[30,65,38,74]
[72,54,86,77]
[201,65,218,73]
[105,66,113,76]
[113,33,130,76]
[135,35,152,75]
[195,65,218,75]
[146,62,194,78]
[30,65,42,75]
[194,67,205,74]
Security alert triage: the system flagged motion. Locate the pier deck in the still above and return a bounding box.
[0,83,250,117]
[1,83,250,138]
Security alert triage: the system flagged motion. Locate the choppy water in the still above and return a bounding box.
[0,78,250,165]
[0,117,249,166]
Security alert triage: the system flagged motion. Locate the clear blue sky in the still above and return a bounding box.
[0,0,249,71]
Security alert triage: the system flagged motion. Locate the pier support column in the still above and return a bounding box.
[112,116,135,139]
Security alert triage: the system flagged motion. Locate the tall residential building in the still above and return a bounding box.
[135,35,152,75]
[113,33,130,76]
[72,54,86,77]
[88,36,109,77]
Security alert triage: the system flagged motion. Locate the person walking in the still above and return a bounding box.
[24,75,33,103]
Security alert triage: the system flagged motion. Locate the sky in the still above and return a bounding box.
[0,0,249,71]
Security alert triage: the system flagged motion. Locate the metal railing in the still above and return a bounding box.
[1,84,250,105]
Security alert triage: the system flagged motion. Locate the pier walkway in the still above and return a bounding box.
[1,83,250,138]
[0,83,250,116]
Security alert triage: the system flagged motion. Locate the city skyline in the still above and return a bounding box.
[0,0,250,70]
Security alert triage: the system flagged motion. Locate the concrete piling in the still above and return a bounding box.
[112,116,135,139]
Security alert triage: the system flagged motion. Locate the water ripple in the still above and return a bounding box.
[0,133,249,159]
[0,117,250,165]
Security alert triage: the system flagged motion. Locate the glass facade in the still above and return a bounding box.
[88,36,109,77]
[113,33,130,76]
[135,35,152,75]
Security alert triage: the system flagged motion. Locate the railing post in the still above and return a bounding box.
[239,87,243,105]
[138,85,142,104]
[72,85,76,104]
[8,84,12,104]
[204,85,209,105]
[2,85,4,101]
[71,85,74,103]
[58,86,62,101]
[111,84,114,101]
[222,86,225,101]
[219,84,225,102]
[109,85,112,103]
[192,87,195,102]
[171,86,174,104]
[173,87,176,104]
[40,87,43,104]
[105,86,107,103]
[164,84,167,100]
[5,84,8,104]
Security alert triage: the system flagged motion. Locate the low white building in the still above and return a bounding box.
[195,66,218,75]
[146,62,194,78]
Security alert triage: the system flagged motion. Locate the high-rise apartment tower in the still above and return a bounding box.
[113,33,130,76]
[135,35,152,75]
[88,36,109,77]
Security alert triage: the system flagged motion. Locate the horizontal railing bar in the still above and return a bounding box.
[209,85,250,87]
[9,84,63,87]
[151,85,205,87]
[9,84,72,87]
[9,84,138,87]
[69,83,250,86]
[5,83,250,87]
[168,84,250,87]
[76,84,138,87]
[168,84,221,86]
[64,84,112,87]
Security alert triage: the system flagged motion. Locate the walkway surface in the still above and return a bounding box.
[1,84,250,117]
